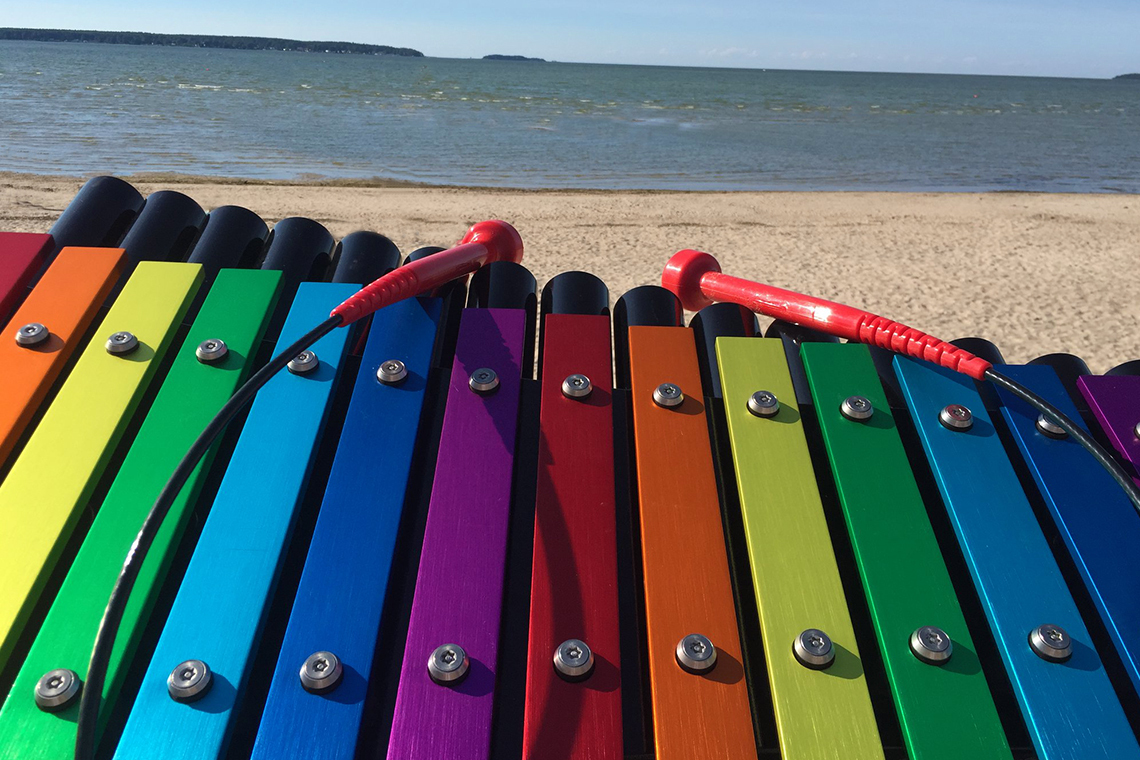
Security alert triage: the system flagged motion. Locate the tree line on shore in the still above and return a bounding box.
[0,28,424,56]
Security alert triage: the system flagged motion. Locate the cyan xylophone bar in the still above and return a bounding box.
[893,357,1140,759]
[251,280,447,757]
[386,262,533,760]
[110,282,359,760]
[0,268,282,758]
[0,261,203,673]
[522,272,623,758]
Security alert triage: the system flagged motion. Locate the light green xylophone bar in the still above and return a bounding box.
[0,261,203,672]
[0,268,281,757]
[716,336,883,760]
[799,342,1012,760]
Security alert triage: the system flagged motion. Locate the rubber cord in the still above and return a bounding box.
[75,315,342,760]
[985,367,1140,512]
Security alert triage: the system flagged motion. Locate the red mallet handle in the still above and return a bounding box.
[331,220,524,324]
[662,248,992,380]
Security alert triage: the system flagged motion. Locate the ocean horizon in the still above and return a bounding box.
[2,39,1138,192]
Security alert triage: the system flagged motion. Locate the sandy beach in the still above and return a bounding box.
[2,172,1136,372]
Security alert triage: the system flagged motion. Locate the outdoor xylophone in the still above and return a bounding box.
[0,177,1138,760]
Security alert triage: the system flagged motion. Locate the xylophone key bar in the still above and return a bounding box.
[616,286,759,760]
[523,272,623,760]
[386,263,534,760]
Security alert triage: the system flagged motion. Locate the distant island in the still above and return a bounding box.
[1114,73,1140,80]
[0,28,423,56]
[483,54,546,62]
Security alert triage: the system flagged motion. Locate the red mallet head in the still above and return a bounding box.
[458,219,525,264]
[661,248,722,311]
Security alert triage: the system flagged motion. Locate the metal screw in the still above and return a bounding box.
[840,395,874,421]
[299,651,344,694]
[793,629,835,669]
[469,368,500,394]
[195,339,228,364]
[377,359,408,384]
[910,626,953,665]
[34,668,81,711]
[15,322,49,347]
[553,639,595,680]
[747,390,780,418]
[1029,624,1073,663]
[1035,414,1067,439]
[288,350,319,375]
[939,404,973,431]
[653,383,684,408]
[428,644,470,685]
[105,331,139,356]
[167,659,212,702]
[561,373,593,399]
[675,633,717,673]
[1134,422,1140,441]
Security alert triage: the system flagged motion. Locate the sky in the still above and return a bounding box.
[3,0,1139,79]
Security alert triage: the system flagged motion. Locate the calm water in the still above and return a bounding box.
[1,40,1138,191]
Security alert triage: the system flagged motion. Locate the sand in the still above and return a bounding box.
[1,172,1136,372]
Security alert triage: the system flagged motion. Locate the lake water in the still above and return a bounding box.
[1,40,1137,191]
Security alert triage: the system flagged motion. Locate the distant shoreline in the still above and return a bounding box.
[0,27,423,57]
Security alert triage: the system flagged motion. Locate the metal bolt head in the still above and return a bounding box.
[747,390,780,418]
[469,367,500,394]
[1029,624,1073,663]
[553,639,595,680]
[15,322,49,347]
[1134,421,1140,441]
[34,668,82,711]
[428,644,470,685]
[561,373,593,399]
[299,650,344,694]
[105,331,139,356]
[675,633,718,673]
[910,626,953,665]
[939,404,973,431]
[195,338,228,364]
[377,359,408,384]
[288,350,319,375]
[840,395,874,421]
[793,629,835,670]
[1035,414,1067,439]
[653,383,684,408]
[167,659,213,702]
